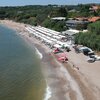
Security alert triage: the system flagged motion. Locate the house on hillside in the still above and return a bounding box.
[89,5,100,12]
[88,16,100,22]
[51,17,66,21]
[68,9,76,12]
[75,17,88,21]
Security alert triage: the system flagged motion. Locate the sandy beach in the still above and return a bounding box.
[0,20,100,100]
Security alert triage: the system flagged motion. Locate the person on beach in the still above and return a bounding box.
[73,65,79,70]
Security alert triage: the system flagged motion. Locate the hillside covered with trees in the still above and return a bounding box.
[0,4,100,32]
[75,21,100,51]
[0,5,68,31]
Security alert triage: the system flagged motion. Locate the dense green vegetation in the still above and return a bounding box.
[41,7,68,31]
[0,4,100,31]
[0,5,68,31]
[0,6,52,24]
[42,18,68,32]
[75,21,100,51]
[68,4,100,18]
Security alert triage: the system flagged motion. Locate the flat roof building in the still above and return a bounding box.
[66,20,89,30]
[51,17,66,21]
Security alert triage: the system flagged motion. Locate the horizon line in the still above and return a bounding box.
[0,3,100,7]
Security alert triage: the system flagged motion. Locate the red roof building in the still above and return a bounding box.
[89,5,100,12]
[88,17,100,22]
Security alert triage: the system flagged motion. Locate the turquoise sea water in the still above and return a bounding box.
[0,25,45,100]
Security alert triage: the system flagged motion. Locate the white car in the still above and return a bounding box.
[87,55,100,63]
[87,58,95,63]
[94,55,100,61]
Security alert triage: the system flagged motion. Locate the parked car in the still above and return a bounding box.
[87,58,95,63]
[79,47,93,56]
[88,51,95,56]
[89,55,100,61]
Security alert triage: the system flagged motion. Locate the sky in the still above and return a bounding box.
[0,0,100,6]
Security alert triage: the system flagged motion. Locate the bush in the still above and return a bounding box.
[88,21,100,35]
[42,19,68,32]
[75,32,100,51]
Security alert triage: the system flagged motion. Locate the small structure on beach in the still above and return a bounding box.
[62,29,79,45]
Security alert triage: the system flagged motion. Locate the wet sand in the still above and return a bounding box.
[1,20,100,100]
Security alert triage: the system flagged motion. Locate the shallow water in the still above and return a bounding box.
[0,25,45,100]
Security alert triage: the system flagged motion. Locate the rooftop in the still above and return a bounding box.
[88,16,100,22]
[89,5,100,11]
[51,17,66,20]
[66,20,89,24]
[62,29,79,36]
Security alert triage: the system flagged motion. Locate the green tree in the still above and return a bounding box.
[57,7,68,17]
[88,21,100,35]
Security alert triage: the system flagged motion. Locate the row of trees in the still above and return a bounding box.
[75,21,100,51]
[42,19,68,32]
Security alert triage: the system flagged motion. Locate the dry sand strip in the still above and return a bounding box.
[67,48,100,99]
[0,20,100,100]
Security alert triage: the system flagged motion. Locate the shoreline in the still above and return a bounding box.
[1,20,100,100]
[0,20,54,100]
[35,47,52,100]
[0,21,51,100]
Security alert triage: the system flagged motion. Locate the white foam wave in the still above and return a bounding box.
[35,48,52,100]
[44,85,52,100]
[35,48,43,59]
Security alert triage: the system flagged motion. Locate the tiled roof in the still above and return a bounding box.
[90,6,100,11]
[88,17,100,22]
